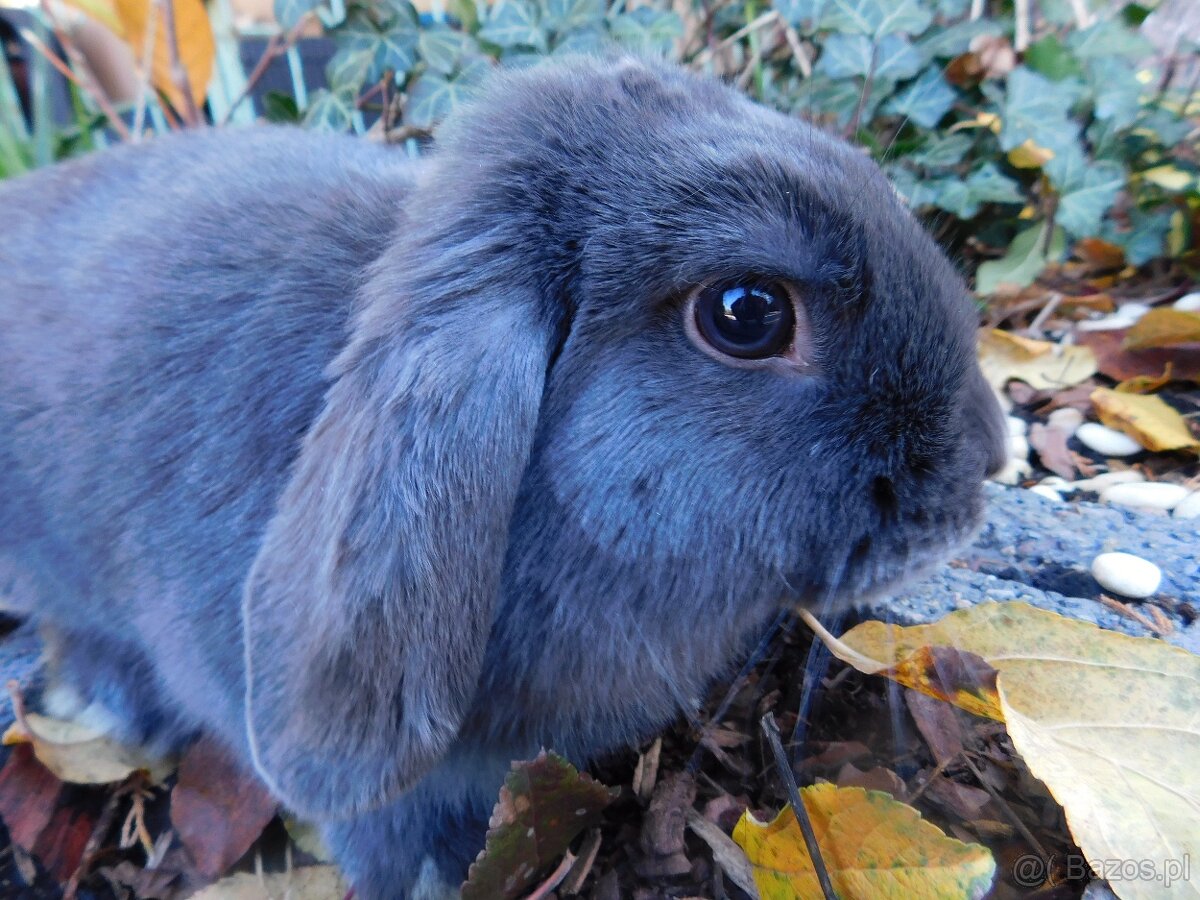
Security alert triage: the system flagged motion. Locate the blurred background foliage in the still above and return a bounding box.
[1,0,1198,292]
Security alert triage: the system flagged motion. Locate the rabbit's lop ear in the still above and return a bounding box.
[242,197,557,818]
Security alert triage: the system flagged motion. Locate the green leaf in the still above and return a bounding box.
[1056,161,1125,238]
[609,7,682,55]
[1102,208,1171,266]
[304,90,355,132]
[965,162,1023,205]
[1067,20,1154,60]
[873,35,921,80]
[998,66,1082,153]
[797,76,886,127]
[552,25,607,54]
[326,47,374,92]
[884,68,956,128]
[821,0,931,38]
[914,19,1002,62]
[817,33,918,80]
[407,68,483,127]
[262,91,301,123]
[1087,58,1142,130]
[376,27,420,79]
[815,33,873,78]
[273,0,321,30]
[480,0,547,51]
[975,221,1065,295]
[540,0,603,33]
[908,132,973,169]
[419,25,468,75]
[1023,35,1082,81]
[773,0,828,33]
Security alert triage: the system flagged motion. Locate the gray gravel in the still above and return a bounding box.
[880,483,1200,654]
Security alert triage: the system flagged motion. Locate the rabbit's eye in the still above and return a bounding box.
[693,281,795,360]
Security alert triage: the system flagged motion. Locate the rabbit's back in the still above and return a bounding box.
[0,128,415,743]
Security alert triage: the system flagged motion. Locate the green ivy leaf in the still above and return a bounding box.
[815,33,873,78]
[1102,208,1170,266]
[1022,35,1082,81]
[822,0,931,38]
[966,162,1023,205]
[326,47,374,92]
[419,25,468,75]
[773,0,829,33]
[375,26,420,79]
[998,66,1082,153]
[885,68,955,128]
[1056,160,1126,238]
[273,0,321,30]
[407,67,484,127]
[1087,58,1142,130]
[915,18,1002,62]
[609,7,682,55]
[908,132,973,168]
[975,221,1065,295]
[480,0,547,51]
[540,0,604,34]
[552,25,607,54]
[304,89,355,132]
[796,76,886,127]
[1066,20,1154,60]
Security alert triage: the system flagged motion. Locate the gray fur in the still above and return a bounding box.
[0,55,1005,896]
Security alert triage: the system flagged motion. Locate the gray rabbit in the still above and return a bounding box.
[0,55,1006,896]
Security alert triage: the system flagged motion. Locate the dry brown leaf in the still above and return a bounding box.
[1075,330,1200,384]
[732,784,995,899]
[1123,308,1200,351]
[978,329,1097,392]
[1091,387,1200,453]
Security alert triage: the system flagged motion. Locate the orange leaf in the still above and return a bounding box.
[111,0,214,110]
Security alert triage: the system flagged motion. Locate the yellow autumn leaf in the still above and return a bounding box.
[814,603,1200,900]
[1091,387,1200,453]
[1123,308,1200,351]
[1007,139,1054,169]
[949,112,1001,134]
[1141,165,1194,193]
[2,712,172,784]
[60,0,215,110]
[977,328,1097,393]
[190,865,347,899]
[732,784,995,900]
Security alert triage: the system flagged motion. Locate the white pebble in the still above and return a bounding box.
[1091,552,1162,599]
[991,457,1032,485]
[1038,476,1071,489]
[1101,481,1190,511]
[1174,491,1200,519]
[1047,407,1084,432]
[1006,415,1028,437]
[1075,422,1143,457]
[1116,302,1151,321]
[1174,292,1200,312]
[1076,314,1137,332]
[1073,470,1145,492]
[1028,485,1063,503]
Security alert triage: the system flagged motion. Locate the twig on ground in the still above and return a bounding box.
[219,18,312,125]
[691,9,779,67]
[131,0,159,140]
[1095,593,1169,636]
[524,849,577,900]
[761,712,837,900]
